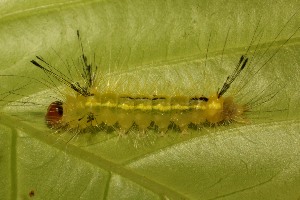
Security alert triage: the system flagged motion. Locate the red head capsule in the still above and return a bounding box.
[45,101,63,128]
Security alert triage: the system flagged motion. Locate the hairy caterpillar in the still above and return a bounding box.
[27,29,250,134]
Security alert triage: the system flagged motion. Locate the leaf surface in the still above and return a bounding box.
[0,0,299,199]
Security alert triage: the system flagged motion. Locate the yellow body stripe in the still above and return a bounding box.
[85,100,207,111]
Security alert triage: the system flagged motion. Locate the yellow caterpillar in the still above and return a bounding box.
[29,31,253,133]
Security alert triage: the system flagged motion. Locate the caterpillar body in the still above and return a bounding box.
[29,30,250,134]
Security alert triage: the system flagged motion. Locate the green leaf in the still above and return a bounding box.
[0,0,300,199]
